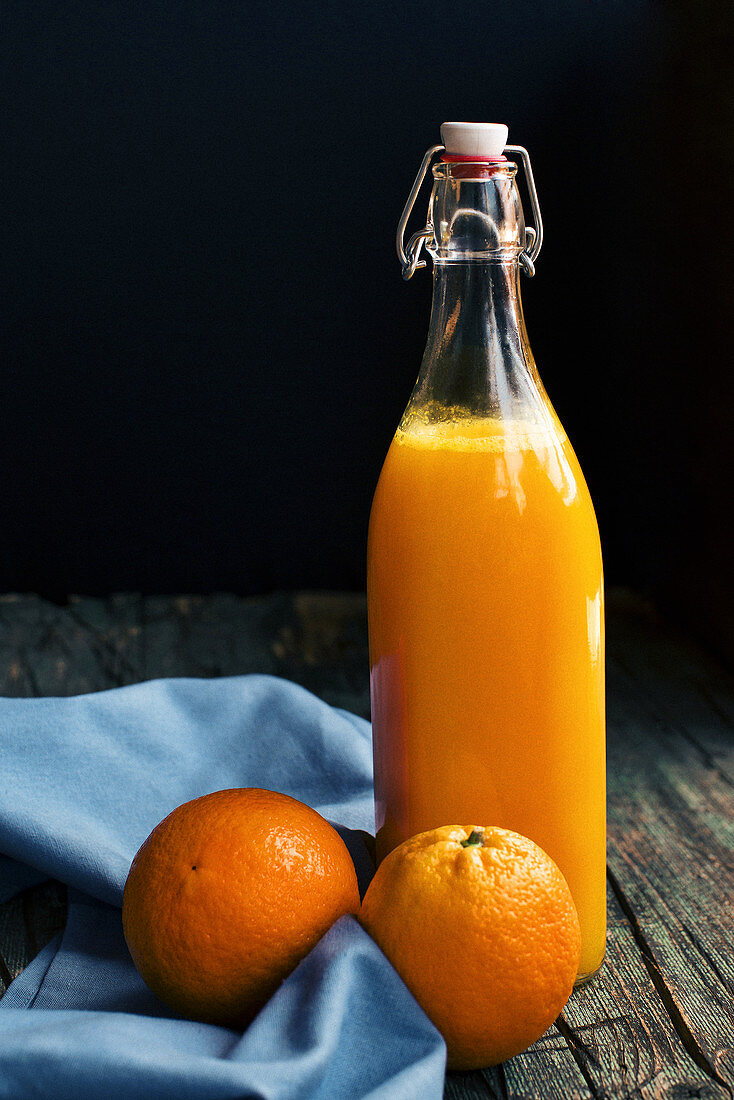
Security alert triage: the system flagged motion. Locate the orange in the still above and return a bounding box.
[122,788,360,1028]
[359,825,581,1069]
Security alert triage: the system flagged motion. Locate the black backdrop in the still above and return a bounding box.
[3,2,732,644]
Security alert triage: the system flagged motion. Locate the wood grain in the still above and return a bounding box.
[604,596,734,1096]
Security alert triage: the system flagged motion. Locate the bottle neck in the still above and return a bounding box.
[425,258,528,368]
[408,257,548,425]
[400,161,554,428]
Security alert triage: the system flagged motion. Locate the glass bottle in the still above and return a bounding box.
[367,123,606,982]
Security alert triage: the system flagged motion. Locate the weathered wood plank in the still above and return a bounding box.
[63,593,147,689]
[0,591,371,715]
[560,881,729,1100]
[604,655,734,1095]
[0,895,29,987]
[608,590,734,785]
[443,1023,591,1100]
[135,592,284,681]
[0,593,144,696]
[604,594,734,1095]
[0,882,66,992]
[272,592,371,717]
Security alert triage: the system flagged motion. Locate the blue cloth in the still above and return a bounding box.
[0,675,446,1098]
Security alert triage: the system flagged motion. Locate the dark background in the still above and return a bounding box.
[2,2,732,656]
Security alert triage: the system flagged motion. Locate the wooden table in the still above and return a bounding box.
[1,589,732,1099]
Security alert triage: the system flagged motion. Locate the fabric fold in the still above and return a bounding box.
[0,675,446,1099]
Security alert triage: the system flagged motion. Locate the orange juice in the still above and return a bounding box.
[367,411,606,979]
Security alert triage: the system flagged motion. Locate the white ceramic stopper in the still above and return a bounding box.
[440,122,509,158]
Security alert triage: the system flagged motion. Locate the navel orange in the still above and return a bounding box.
[122,787,360,1028]
[359,825,581,1069]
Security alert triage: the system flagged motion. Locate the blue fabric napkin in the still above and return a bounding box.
[0,675,446,1098]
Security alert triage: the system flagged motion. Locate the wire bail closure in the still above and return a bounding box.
[396,143,544,281]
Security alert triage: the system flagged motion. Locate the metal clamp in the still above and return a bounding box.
[396,141,543,279]
[396,144,444,281]
[504,145,543,277]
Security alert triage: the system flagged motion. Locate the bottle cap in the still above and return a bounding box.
[440,122,509,161]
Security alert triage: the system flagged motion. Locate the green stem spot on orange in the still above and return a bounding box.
[461,829,485,848]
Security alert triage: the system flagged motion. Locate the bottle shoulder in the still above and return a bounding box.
[370,410,600,535]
